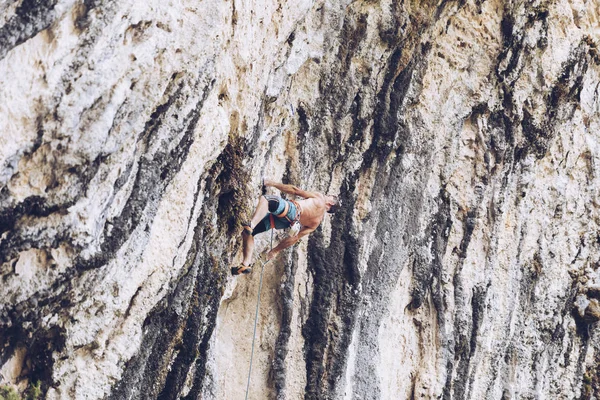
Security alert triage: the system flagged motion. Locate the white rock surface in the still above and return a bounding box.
[1,0,599,399]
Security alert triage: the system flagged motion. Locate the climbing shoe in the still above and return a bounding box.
[231,265,252,276]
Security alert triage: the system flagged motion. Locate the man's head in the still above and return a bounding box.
[326,195,341,214]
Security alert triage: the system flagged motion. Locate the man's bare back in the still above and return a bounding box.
[296,197,327,229]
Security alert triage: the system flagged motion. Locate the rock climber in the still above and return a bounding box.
[231,179,340,275]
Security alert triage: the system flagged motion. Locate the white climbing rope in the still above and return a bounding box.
[245,228,274,400]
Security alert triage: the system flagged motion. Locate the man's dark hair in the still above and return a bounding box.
[327,195,340,214]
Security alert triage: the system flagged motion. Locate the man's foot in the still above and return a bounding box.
[231,265,252,276]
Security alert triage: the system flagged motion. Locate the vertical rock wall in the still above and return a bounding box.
[1,0,599,399]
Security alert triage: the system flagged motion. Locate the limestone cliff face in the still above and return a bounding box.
[1,0,599,399]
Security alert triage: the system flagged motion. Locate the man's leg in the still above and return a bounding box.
[242,231,254,266]
[240,196,270,267]
[249,195,269,229]
[233,196,276,274]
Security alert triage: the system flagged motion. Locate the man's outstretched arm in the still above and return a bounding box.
[266,227,315,259]
[264,179,320,199]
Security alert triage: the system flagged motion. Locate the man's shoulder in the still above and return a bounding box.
[298,191,324,202]
[310,193,326,207]
[313,192,326,201]
[301,190,325,200]
[299,196,325,213]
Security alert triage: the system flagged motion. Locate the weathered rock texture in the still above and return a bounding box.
[1,0,600,399]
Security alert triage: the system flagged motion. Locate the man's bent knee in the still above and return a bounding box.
[263,195,281,213]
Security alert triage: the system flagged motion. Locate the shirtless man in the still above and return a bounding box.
[231,179,340,275]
